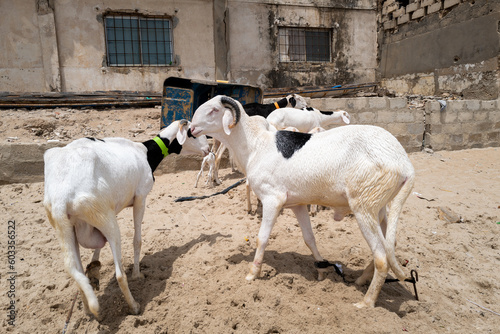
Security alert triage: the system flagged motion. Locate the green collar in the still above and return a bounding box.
[153,137,169,157]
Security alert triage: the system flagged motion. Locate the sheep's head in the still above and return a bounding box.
[287,94,308,109]
[191,95,242,137]
[159,120,210,156]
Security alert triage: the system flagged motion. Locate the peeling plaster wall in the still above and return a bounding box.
[379,0,500,99]
[227,0,378,88]
[0,0,378,93]
[0,0,216,93]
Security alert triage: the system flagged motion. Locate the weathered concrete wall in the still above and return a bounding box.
[379,0,500,99]
[2,97,498,185]
[228,0,378,88]
[0,141,206,185]
[0,0,378,93]
[307,96,500,152]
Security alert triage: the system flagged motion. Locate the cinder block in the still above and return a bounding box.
[389,97,407,109]
[397,13,410,25]
[384,19,397,30]
[386,2,400,14]
[406,1,421,13]
[439,110,458,124]
[393,7,406,18]
[345,98,368,110]
[368,97,388,109]
[465,100,480,111]
[473,110,489,121]
[425,100,442,114]
[489,110,500,122]
[357,111,377,124]
[407,122,425,135]
[446,100,466,113]
[387,122,407,134]
[487,131,500,142]
[481,100,497,110]
[468,133,483,143]
[377,110,397,123]
[396,111,417,123]
[444,0,460,9]
[427,2,442,14]
[411,8,426,19]
[458,111,473,122]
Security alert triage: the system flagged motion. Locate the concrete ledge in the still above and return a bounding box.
[0,142,228,185]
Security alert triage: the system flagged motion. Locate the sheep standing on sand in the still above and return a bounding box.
[43,120,209,318]
[190,96,415,308]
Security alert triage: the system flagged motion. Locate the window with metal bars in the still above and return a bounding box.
[278,27,331,62]
[104,15,173,66]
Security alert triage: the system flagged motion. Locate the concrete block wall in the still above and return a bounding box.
[306,96,500,152]
[381,0,463,30]
[0,96,498,184]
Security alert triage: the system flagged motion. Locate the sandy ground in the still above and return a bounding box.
[1,107,499,333]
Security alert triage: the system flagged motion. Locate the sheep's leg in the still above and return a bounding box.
[132,197,146,280]
[246,181,252,213]
[91,248,101,262]
[290,205,327,280]
[246,199,282,280]
[355,206,388,286]
[100,215,141,315]
[59,223,100,318]
[195,165,204,188]
[352,211,388,308]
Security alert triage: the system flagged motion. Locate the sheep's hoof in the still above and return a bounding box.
[130,301,141,315]
[245,273,257,281]
[317,268,328,281]
[131,272,145,281]
[354,298,375,309]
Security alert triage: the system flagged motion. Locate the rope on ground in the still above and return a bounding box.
[175,178,246,202]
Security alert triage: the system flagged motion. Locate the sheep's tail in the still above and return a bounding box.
[383,173,415,281]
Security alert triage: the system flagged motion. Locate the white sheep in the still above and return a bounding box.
[190,96,415,308]
[267,106,350,132]
[194,150,220,188]
[43,120,209,318]
[211,94,308,183]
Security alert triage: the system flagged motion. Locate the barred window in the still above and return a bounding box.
[278,27,331,62]
[105,15,173,66]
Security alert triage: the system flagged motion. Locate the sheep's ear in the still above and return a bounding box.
[176,123,188,145]
[341,111,350,124]
[222,109,234,135]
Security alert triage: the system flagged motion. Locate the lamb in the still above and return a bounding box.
[43,120,209,318]
[267,106,350,132]
[243,93,307,118]
[194,150,220,188]
[190,96,416,308]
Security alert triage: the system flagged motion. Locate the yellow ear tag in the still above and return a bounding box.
[153,137,169,157]
[274,102,280,109]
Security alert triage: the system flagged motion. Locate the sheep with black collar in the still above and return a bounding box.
[43,120,209,318]
[243,93,307,118]
[190,96,415,308]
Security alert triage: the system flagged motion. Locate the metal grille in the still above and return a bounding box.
[278,27,331,62]
[105,15,173,66]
